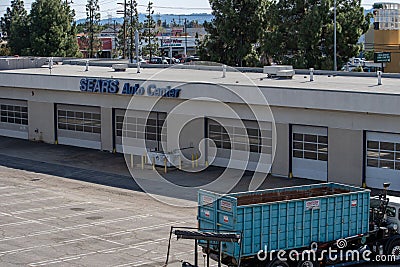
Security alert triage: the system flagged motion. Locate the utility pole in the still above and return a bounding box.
[89,6,93,58]
[184,18,187,57]
[113,20,117,58]
[117,1,127,59]
[129,0,134,63]
[148,3,152,62]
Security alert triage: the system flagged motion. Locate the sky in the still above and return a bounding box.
[0,0,399,20]
[0,0,213,19]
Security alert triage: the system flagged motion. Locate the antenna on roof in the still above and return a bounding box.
[48,57,53,75]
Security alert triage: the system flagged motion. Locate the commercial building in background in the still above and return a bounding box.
[372,2,400,72]
[0,59,399,192]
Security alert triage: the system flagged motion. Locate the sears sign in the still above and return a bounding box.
[79,78,181,98]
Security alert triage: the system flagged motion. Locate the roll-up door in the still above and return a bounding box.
[0,99,28,139]
[366,132,400,191]
[292,125,328,181]
[56,104,101,149]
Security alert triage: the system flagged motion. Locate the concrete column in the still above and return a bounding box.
[271,123,289,177]
[328,128,363,186]
[28,101,55,143]
[101,107,113,152]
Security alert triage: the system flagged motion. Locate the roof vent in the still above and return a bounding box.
[263,65,295,79]
[112,64,128,72]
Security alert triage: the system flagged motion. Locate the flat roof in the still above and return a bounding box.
[1,64,400,95]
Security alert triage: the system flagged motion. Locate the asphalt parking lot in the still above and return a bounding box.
[0,137,397,266]
[0,166,203,266]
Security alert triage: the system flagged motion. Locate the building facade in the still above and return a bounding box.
[0,62,399,191]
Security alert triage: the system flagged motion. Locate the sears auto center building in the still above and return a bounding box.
[0,60,399,192]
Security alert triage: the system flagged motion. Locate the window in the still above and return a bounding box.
[367,140,400,170]
[0,104,28,125]
[293,132,328,161]
[386,206,396,217]
[58,109,101,134]
[208,120,270,154]
[116,112,166,144]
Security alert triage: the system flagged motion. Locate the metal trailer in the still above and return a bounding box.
[198,183,400,267]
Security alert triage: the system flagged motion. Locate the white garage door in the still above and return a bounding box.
[0,99,28,139]
[366,132,400,191]
[292,125,328,181]
[57,104,101,150]
[115,110,166,154]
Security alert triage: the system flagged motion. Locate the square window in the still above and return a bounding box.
[22,119,28,125]
[93,127,101,134]
[367,158,379,168]
[76,125,83,132]
[304,134,318,143]
[58,123,66,130]
[318,153,328,161]
[67,124,75,131]
[83,126,92,132]
[21,107,27,112]
[304,151,317,160]
[15,118,21,124]
[15,112,21,118]
[293,141,303,150]
[7,117,14,123]
[1,117,6,122]
[293,150,303,158]
[246,128,259,137]
[380,151,394,160]
[380,160,394,169]
[146,133,157,141]
[6,105,13,111]
[21,113,28,119]
[209,124,221,133]
[116,116,124,123]
[1,111,6,116]
[367,141,379,150]
[318,136,328,144]
[84,113,91,119]
[304,143,317,152]
[318,144,328,153]
[116,130,122,136]
[293,133,303,141]
[92,114,100,120]
[147,119,157,126]
[14,106,21,112]
[58,110,66,116]
[0,105,6,110]
[250,145,259,153]
[380,142,395,151]
[223,142,232,150]
[76,112,83,118]
[214,140,222,148]
[67,111,74,117]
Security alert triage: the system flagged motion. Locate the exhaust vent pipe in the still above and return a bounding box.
[377,71,382,85]
[309,68,314,82]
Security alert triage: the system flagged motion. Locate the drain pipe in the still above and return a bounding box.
[222,65,226,78]
[377,70,382,85]
[309,68,314,82]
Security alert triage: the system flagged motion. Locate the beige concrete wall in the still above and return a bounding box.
[28,101,55,143]
[101,107,113,152]
[328,128,363,186]
[271,123,289,177]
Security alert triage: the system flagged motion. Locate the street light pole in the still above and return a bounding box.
[334,0,337,71]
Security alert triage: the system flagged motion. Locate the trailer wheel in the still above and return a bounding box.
[386,239,400,262]
[265,257,290,267]
[296,260,320,267]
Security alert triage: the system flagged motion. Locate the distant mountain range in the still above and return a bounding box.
[76,13,214,25]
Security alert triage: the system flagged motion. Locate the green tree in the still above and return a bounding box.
[198,0,266,67]
[86,0,101,58]
[261,0,371,69]
[30,0,81,57]
[0,0,30,55]
[141,1,158,61]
